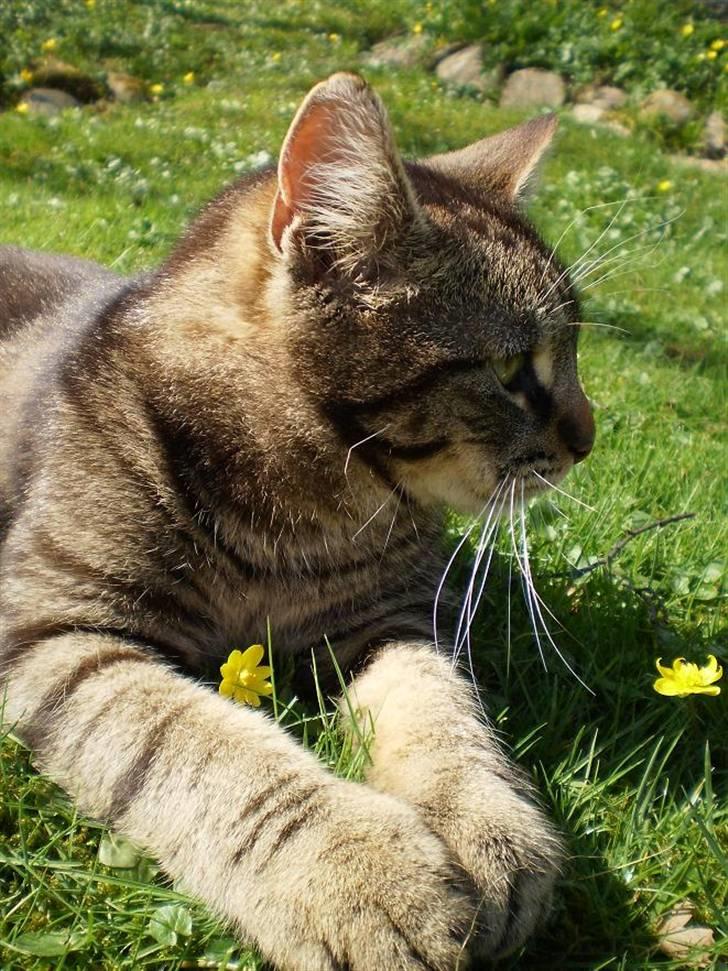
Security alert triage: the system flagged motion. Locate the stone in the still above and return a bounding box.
[106,71,147,104]
[500,68,566,109]
[576,83,627,110]
[30,58,100,102]
[668,153,728,174]
[571,103,605,125]
[703,111,726,159]
[363,34,428,69]
[435,44,497,92]
[19,88,81,116]
[640,89,695,125]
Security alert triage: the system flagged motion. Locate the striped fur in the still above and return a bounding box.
[0,74,593,969]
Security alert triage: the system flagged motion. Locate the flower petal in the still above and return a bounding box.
[654,677,686,697]
[242,688,262,707]
[255,666,272,679]
[219,680,234,697]
[655,658,675,678]
[693,684,721,696]
[239,644,265,669]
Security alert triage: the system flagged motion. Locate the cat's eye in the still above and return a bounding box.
[492,353,524,386]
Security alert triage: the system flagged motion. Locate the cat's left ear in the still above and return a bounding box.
[270,73,420,275]
[426,114,558,204]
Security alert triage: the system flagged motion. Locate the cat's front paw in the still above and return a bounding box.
[234,782,474,971]
[424,773,561,959]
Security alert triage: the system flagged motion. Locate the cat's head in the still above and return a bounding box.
[270,73,594,515]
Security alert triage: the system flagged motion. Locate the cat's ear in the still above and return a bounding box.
[270,73,419,274]
[426,114,558,203]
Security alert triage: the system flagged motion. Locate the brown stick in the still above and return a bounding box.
[560,512,696,580]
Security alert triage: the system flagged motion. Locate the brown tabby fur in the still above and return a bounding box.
[0,74,594,970]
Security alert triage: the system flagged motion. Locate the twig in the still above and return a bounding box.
[558,512,696,580]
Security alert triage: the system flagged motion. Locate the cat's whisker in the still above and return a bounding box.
[565,320,631,335]
[451,480,508,665]
[380,484,403,558]
[508,482,547,672]
[570,209,683,288]
[452,492,509,675]
[433,509,484,654]
[343,425,390,480]
[580,245,672,294]
[350,486,398,542]
[538,193,637,307]
[532,470,596,512]
[537,197,646,291]
[538,195,646,300]
[519,484,594,694]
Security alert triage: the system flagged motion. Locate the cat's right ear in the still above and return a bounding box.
[270,73,419,276]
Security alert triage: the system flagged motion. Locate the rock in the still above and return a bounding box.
[500,68,566,109]
[571,104,605,125]
[576,84,627,110]
[602,120,631,137]
[106,71,147,104]
[668,153,728,174]
[435,44,503,93]
[364,34,428,69]
[640,89,695,125]
[19,88,81,116]
[30,58,100,102]
[703,111,726,159]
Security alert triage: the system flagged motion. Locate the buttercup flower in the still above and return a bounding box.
[149,82,164,96]
[412,22,423,35]
[219,645,273,707]
[610,16,623,31]
[41,38,57,52]
[653,655,723,697]
[657,179,673,192]
[711,39,726,51]
[706,50,718,60]
[20,68,33,83]
[182,71,195,84]
[680,24,694,38]
[15,102,29,115]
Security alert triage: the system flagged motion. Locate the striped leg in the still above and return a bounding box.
[3,633,472,971]
[345,643,562,958]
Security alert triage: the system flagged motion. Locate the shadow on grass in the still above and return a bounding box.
[453,559,725,969]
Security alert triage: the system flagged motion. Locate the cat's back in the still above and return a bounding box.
[0,246,126,509]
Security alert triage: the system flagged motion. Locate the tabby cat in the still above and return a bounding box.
[0,73,595,970]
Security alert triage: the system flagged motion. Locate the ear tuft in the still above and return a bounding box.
[426,114,558,203]
[270,73,418,274]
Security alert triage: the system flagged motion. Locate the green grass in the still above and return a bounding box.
[1,1,727,969]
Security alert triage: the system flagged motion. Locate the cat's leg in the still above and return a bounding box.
[344,642,562,958]
[3,632,473,971]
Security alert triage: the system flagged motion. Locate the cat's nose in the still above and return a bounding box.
[557,393,595,463]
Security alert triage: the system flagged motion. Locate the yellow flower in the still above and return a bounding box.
[270,51,281,62]
[412,22,423,35]
[680,23,694,38]
[149,82,164,96]
[711,39,726,51]
[697,51,707,61]
[656,179,673,192]
[327,32,340,43]
[706,50,718,60]
[41,38,57,52]
[85,0,96,8]
[182,71,195,84]
[15,102,29,115]
[597,7,608,17]
[219,645,273,707]
[20,68,33,83]
[653,655,723,697]
[610,16,623,31]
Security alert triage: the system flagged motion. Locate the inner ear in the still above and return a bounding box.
[425,114,558,203]
[269,73,419,272]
